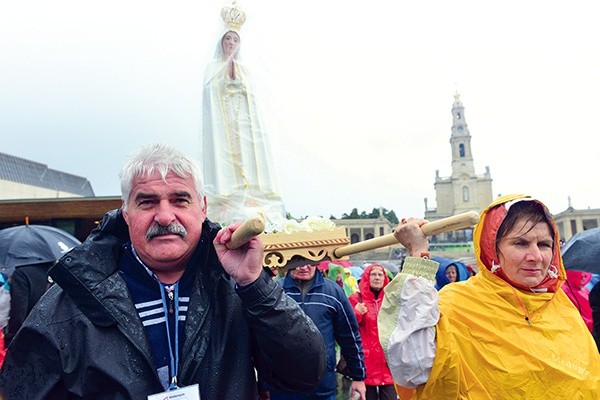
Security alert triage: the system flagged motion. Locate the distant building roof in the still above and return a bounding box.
[0,152,94,196]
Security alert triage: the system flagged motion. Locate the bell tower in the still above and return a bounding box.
[450,92,475,178]
[425,93,493,222]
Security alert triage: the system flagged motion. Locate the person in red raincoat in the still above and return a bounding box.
[563,269,594,332]
[349,264,396,400]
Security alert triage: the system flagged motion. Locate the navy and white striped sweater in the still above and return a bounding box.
[119,243,194,390]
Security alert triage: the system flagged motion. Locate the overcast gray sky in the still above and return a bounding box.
[1,0,599,220]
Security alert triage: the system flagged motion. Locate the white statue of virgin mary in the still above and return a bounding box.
[201,1,286,228]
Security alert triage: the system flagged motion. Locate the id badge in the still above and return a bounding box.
[147,384,200,400]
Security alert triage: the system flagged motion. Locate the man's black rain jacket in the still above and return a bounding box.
[0,210,326,399]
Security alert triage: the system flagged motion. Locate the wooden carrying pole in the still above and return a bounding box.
[226,216,266,250]
[332,211,480,258]
[223,211,480,260]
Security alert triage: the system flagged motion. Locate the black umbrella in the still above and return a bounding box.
[0,225,81,276]
[561,227,600,274]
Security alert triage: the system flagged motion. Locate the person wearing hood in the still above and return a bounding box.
[563,269,594,332]
[0,143,326,400]
[344,267,359,294]
[431,257,469,290]
[327,263,355,297]
[378,194,599,399]
[349,264,396,400]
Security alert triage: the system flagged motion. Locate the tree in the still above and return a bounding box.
[384,209,399,224]
[368,208,380,219]
[339,207,398,225]
[341,208,357,219]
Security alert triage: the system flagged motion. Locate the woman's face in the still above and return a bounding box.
[369,266,386,290]
[445,266,458,282]
[497,217,554,288]
[221,31,240,57]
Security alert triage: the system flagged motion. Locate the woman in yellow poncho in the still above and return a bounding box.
[344,267,359,294]
[378,194,599,399]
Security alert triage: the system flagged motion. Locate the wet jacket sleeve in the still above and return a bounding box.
[378,257,440,389]
[236,270,327,391]
[349,293,364,324]
[6,268,32,346]
[0,322,65,399]
[335,288,367,381]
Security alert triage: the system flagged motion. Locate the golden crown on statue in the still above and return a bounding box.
[221,1,246,32]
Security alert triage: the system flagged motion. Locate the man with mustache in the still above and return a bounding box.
[0,143,326,400]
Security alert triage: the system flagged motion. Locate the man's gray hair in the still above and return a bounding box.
[120,143,204,210]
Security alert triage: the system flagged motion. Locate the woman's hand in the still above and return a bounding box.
[395,217,430,257]
[355,302,368,315]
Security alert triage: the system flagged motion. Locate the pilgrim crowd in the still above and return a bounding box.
[0,2,598,399]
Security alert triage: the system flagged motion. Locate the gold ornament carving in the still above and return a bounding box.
[259,227,350,269]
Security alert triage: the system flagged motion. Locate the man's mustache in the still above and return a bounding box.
[146,223,187,241]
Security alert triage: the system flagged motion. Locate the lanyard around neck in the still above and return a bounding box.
[131,244,182,390]
[158,281,180,390]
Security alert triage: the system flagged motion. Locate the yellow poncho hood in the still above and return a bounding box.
[474,194,566,293]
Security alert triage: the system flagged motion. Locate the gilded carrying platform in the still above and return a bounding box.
[259,227,350,269]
